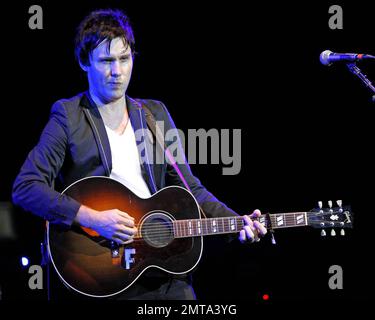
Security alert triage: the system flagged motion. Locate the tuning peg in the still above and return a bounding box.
[321,229,326,237]
[318,201,323,214]
[336,200,343,212]
[331,229,336,236]
[328,200,333,213]
[340,229,345,236]
[345,212,352,224]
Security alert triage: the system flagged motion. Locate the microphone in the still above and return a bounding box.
[320,50,375,66]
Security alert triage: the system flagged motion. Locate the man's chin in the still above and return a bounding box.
[107,92,125,101]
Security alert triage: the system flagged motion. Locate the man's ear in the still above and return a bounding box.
[79,61,88,72]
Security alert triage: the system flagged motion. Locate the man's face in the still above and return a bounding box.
[82,37,133,104]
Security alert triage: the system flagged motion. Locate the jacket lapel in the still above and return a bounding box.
[80,92,112,176]
[127,96,158,193]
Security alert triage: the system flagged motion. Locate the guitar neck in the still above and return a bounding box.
[173,212,309,238]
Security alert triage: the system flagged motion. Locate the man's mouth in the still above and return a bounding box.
[108,82,123,88]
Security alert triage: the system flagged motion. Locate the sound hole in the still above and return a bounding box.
[141,213,174,248]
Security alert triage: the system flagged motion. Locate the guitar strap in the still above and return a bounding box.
[142,103,207,219]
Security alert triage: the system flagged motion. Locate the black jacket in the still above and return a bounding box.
[12,92,238,227]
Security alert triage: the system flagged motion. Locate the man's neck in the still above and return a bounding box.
[89,91,129,133]
[89,90,126,111]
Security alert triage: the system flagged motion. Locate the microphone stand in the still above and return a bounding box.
[346,63,375,103]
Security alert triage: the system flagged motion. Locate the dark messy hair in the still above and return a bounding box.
[74,8,135,66]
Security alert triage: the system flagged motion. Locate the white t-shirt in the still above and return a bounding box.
[105,122,151,199]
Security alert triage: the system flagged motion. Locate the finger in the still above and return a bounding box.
[113,237,134,245]
[117,224,138,236]
[117,210,135,220]
[250,209,261,219]
[252,228,260,241]
[253,220,267,236]
[113,232,134,244]
[244,225,255,242]
[123,219,135,228]
[112,238,125,245]
[243,215,254,227]
[116,216,135,228]
[239,230,246,243]
[252,231,260,243]
[112,235,127,245]
[244,216,258,235]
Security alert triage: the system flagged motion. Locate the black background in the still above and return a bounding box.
[0,0,374,304]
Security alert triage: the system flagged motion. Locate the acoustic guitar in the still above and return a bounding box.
[47,176,353,298]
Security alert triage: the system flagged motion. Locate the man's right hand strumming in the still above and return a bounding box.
[74,205,138,244]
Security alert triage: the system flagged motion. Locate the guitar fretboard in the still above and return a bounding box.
[173,212,309,238]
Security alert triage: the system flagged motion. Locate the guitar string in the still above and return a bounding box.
[121,214,340,235]
[87,212,340,236]
[129,214,313,229]
[116,224,347,241]
[92,212,347,241]
[131,217,307,228]
[129,211,335,226]
[113,218,315,239]
[111,222,244,241]
[129,213,325,231]
[121,229,265,242]
[126,221,347,239]
[128,222,343,241]
[107,219,347,243]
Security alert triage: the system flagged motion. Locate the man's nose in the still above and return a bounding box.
[111,60,121,77]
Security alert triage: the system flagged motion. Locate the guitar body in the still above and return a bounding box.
[47,176,202,298]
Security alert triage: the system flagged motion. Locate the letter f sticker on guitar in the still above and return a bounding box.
[124,248,136,269]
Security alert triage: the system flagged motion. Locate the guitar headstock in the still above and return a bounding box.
[307,200,353,236]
